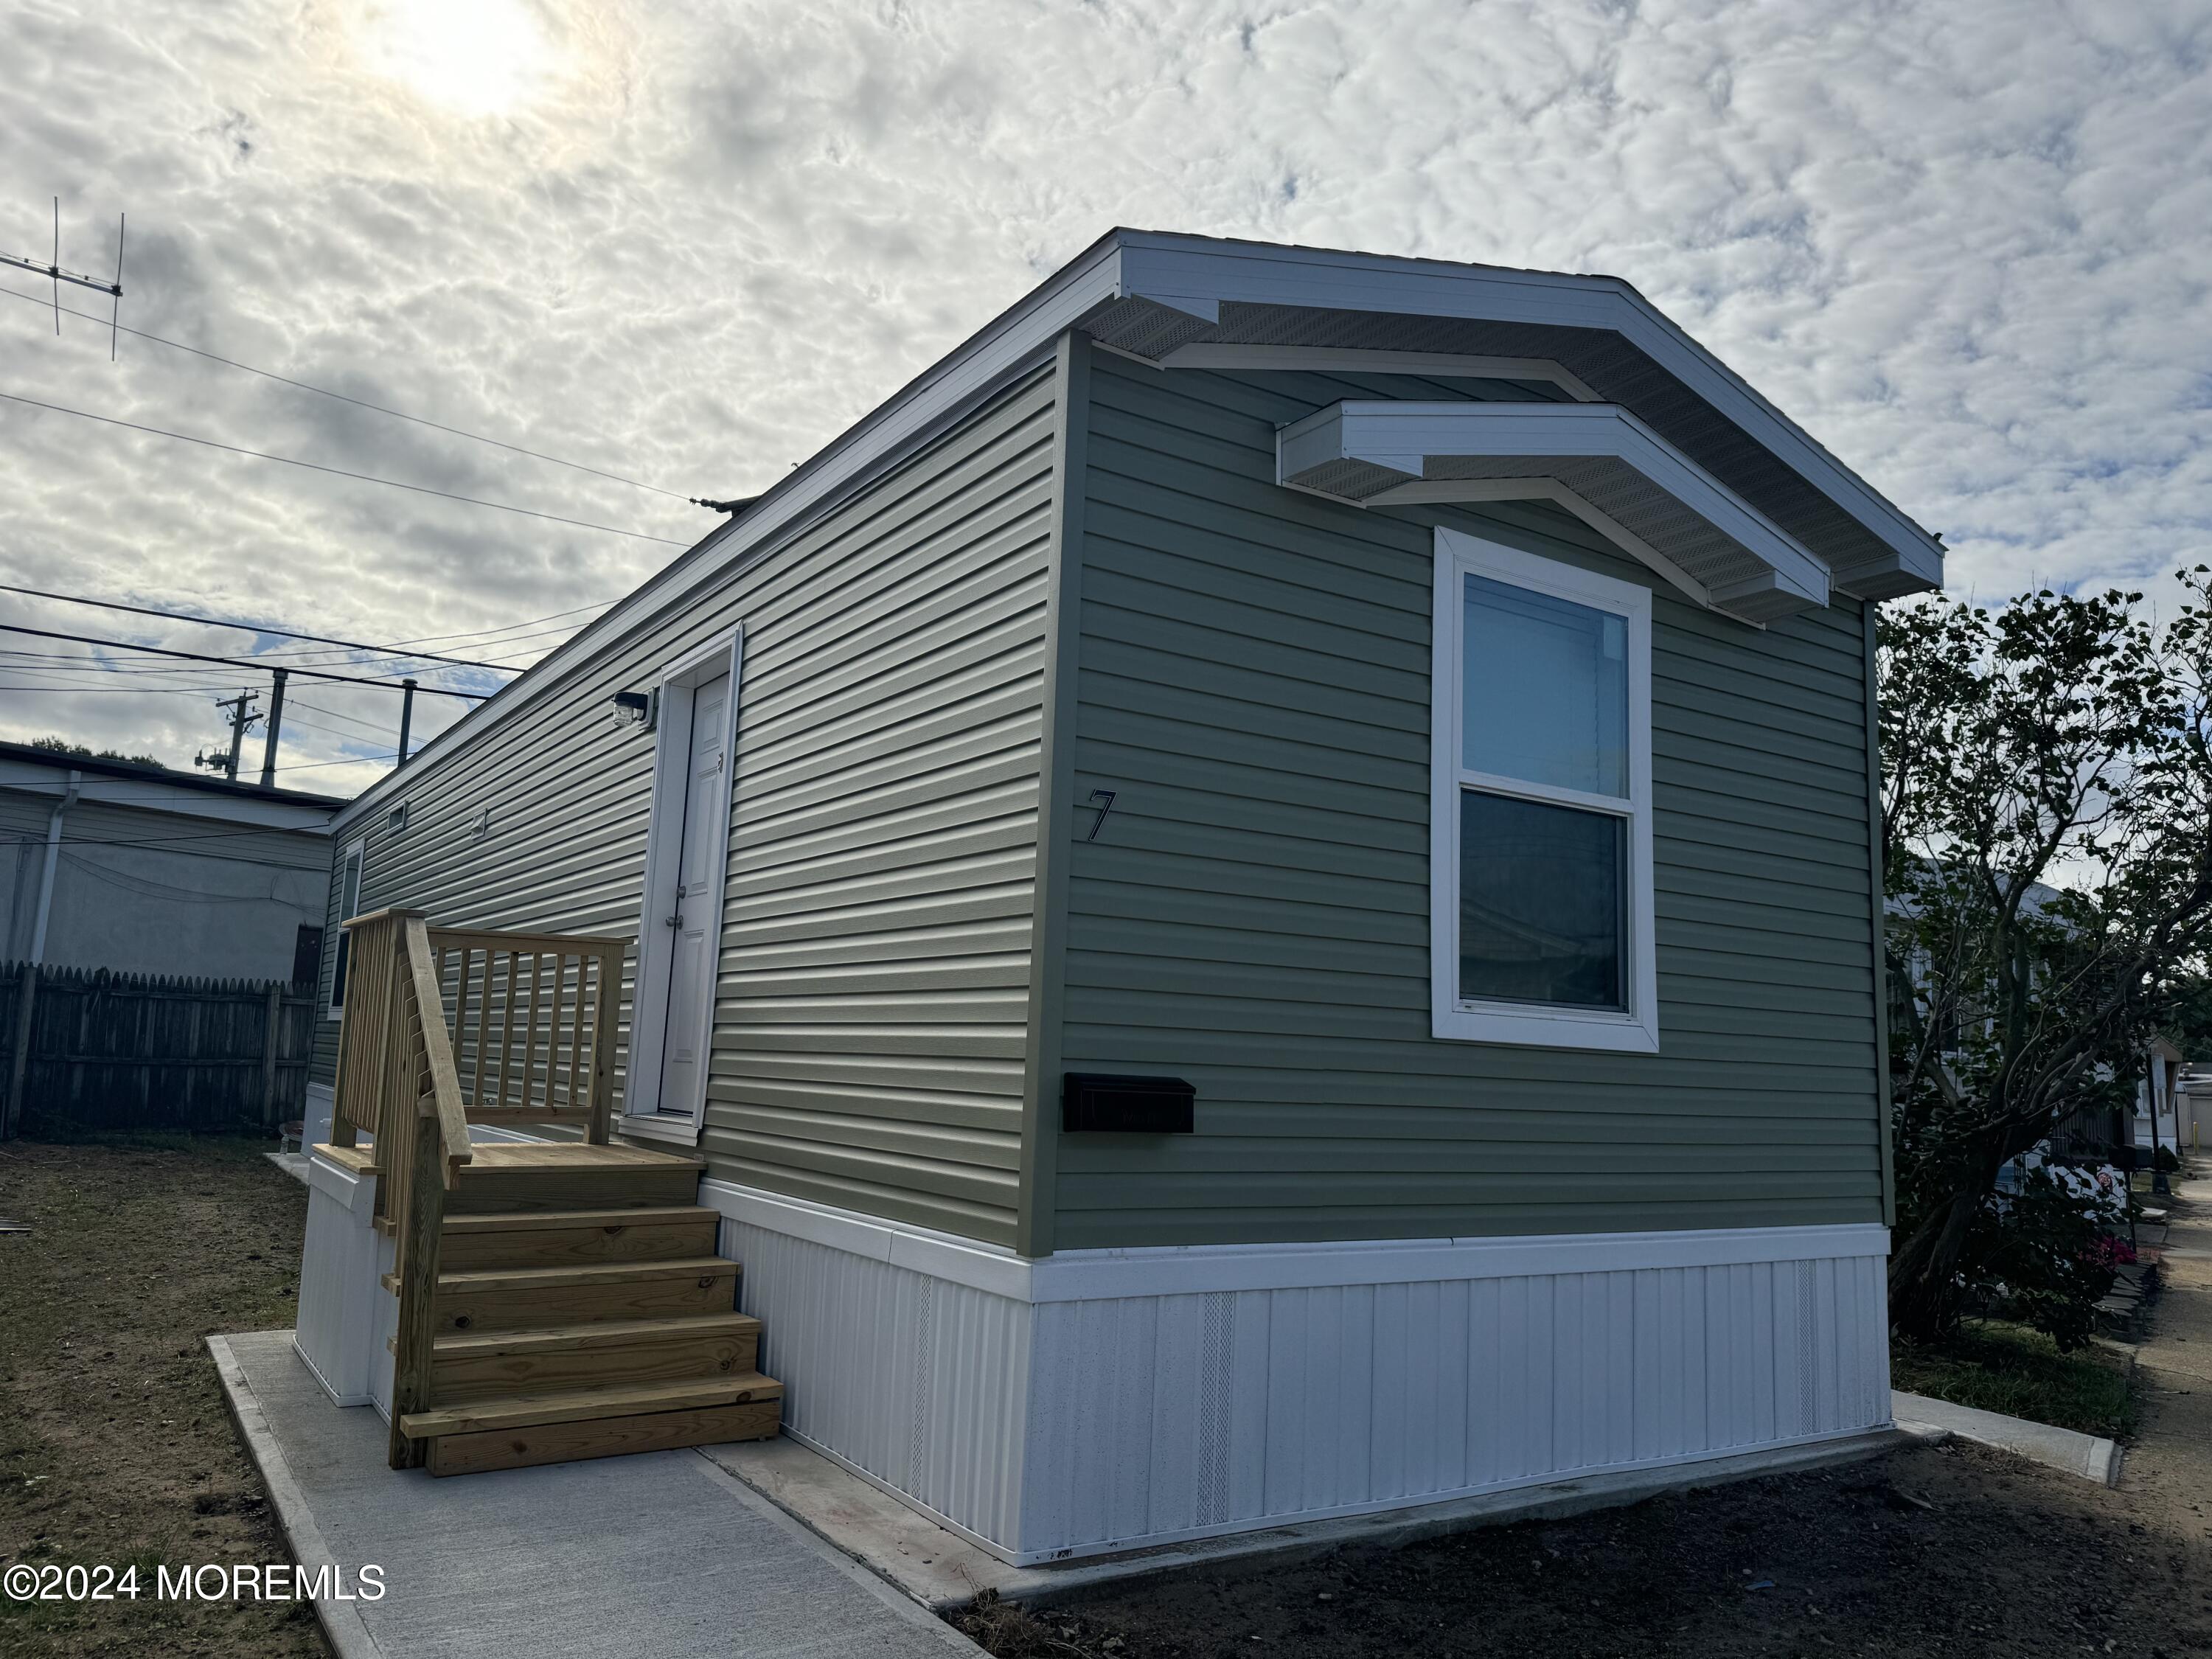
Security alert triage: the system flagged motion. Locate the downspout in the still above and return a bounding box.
[29,769,81,964]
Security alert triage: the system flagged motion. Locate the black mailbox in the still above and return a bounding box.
[1062,1073,1195,1134]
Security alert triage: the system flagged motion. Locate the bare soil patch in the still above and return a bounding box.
[957,1441,2211,1659]
[0,1135,324,1658]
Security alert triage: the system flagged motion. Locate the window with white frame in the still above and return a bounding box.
[325,836,365,1020]
[1430,529,1658,1051]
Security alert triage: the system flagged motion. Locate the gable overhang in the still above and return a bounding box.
[1090,232,1944,606]
[329,229,1941,835]
[1279,401,1830,625]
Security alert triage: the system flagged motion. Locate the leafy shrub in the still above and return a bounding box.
[1963,1164,2135,1350]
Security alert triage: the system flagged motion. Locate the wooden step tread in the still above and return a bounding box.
[440,1205,720,1234]
[382,1255,739,1297]
[431,1312,759,1358]
[460,1144,703,1172]
[422,1396,780,1475]
[436,1256,737,1294]
[400,1371,782,1439]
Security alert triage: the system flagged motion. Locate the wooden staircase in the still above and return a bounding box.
[392,1146,782,1475]
[327,912,782,1477]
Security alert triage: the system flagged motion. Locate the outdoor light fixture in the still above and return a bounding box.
[611,689,655,731]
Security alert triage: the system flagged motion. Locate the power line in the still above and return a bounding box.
[0,622,493,699]
[245,616,603,676]
[0,594,611,675]
[287,698,401,738]
[386,600,611,647]
[0,648,265,677]
[0,279,695,504]
[0,582,520,672]
[0,681,241,693]
[0,387,689,546]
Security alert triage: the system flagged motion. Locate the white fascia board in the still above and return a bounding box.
[1283,400,1830,609]
[1116,233,1942,590]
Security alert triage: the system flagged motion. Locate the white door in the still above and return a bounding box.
[654,671,728,1116]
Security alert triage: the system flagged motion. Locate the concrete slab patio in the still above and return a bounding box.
[700,1425,1922,1612]
[212,1330,979,1659]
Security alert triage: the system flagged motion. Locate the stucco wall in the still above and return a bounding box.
[0,790,331,981]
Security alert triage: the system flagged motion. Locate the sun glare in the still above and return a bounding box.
[361,0,555,118]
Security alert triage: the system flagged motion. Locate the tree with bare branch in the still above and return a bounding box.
[1882,572,2212,1343]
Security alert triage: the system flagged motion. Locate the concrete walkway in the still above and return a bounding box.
[1890,1388,2122,1485]
[213,1330,979,1659]
[2121,1170,2212,1562]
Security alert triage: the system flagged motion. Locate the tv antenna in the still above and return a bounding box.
[1,199,126,360]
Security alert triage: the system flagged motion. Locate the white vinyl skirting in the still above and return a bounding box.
[709,1181,1893,1566]
[293,1149,395,1415]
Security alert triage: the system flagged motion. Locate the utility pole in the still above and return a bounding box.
[196,688,260,782]
[260,667,288,788]
[397,677,417,768]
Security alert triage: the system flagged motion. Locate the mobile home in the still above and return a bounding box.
[294,230,1937,1563]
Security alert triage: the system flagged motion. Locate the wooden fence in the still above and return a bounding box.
[0,961,316,1138]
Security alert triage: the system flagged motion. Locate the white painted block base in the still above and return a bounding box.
[704,1180,1893,1566]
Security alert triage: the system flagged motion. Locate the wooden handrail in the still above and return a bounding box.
[401,916,472,1186]
[327,910,634,1467]
[426,925,628,956]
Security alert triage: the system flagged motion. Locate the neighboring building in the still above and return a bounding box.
[302,231,1942,1562]
[2137,1033,2185,1160]
[0,742,342,982]
[2175,1064,2211,1155]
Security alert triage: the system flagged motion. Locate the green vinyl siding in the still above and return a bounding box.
[307,338,1887,1256]
[1050,352,1882,1250]
[310,369,1056,1247]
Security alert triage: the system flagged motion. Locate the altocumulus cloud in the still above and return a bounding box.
[2,0,2211,787]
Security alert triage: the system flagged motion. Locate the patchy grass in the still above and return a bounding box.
[1891,1318,2138,1439]
[0,1133,325,1658]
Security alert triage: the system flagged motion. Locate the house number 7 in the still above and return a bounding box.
[1084,789,1117,842]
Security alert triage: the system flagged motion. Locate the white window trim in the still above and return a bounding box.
[1430,528,1658,1052]
[623,626,745,1141]
[325,835,366,1021]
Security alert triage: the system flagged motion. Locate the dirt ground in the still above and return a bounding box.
[960,1441,2211,1659]
[0,1135,325,1659]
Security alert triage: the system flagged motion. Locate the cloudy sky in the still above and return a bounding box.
[4,0,2211,793]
